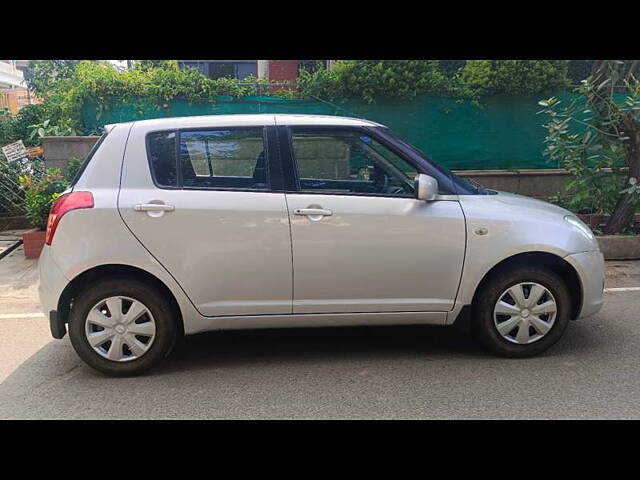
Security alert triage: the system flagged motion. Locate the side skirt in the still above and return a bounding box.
[184,311,447,335]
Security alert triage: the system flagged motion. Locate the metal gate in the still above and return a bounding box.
[0,156,45,220]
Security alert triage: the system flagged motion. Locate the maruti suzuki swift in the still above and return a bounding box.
[38,114,605,376]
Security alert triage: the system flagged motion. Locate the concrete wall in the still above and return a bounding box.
[42,136,571,199]
[455,169,570,199]
[42,136,100,173]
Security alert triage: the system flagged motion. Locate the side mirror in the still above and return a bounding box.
[415,174,438,201]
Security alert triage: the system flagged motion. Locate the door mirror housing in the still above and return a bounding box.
[415,174,438,201]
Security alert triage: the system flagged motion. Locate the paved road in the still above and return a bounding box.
[0,289,638,419]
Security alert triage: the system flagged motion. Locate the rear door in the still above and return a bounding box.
[118,120,293,317]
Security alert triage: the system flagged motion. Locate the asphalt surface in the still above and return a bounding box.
[0,289,639,419]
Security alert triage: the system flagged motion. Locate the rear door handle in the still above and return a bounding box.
[133,203,175,212]
[293,208,333,217]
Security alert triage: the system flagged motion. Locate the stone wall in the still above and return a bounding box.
[454,169,570,198]
[42,136,100,173]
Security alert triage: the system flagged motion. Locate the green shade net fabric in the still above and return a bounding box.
[82,93,580,170]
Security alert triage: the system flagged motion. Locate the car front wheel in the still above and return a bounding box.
[472,266,571,357]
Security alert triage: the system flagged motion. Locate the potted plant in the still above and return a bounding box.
[18,168,68,259]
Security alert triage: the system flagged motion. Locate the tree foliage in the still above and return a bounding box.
[539,60,640,233]
[295,60,574,103]
[23,60,81,97]
[298,60,450,102]
[455,60,571,98]
[23,60,262,133]
[0,104,48,147]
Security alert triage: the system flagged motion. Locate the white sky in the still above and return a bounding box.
[107,60,128,70]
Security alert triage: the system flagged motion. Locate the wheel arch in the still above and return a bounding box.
[470,251,583,320]
[57,264,185,337]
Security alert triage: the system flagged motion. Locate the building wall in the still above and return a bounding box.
[0,89,36,114]
[267,60,298,84]
[0,60,34,113]
[179,60,257,80]
[177,60,299,85]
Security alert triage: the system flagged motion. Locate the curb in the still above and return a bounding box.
[597,235,640,261]
[0,239,22,261]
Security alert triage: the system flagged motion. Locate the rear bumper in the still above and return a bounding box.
[38,246,70,338]
[565,250,605,319]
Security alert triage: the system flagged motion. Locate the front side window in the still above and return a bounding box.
[290,129,418,197]
[180,128,268,190]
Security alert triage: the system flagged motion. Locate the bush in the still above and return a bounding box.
[65,157,83,182]
[296,60,573,103]
[18,168,69,229]
[26,60,265,133]
[16,60,584,133]
[298,60,449,103]
[0,104,48,148]
[455,60,571,98]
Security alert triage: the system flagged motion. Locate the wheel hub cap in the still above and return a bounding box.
[493,282,557,345]
[85,296,156,362]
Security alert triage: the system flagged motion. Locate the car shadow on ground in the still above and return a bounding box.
[154,324,532,376]
[150,314,612,376]
[145,325,484,377]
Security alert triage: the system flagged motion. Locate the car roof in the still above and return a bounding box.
[108,114,384,132]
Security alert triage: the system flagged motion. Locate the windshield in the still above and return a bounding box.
[372,127,484,195]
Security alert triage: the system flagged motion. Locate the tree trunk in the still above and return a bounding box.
[604,112,640,234]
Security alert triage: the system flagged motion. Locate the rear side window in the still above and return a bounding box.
[179,128,268,190]
[147,131,178,187]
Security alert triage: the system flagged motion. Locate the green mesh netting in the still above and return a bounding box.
[82,93,579,170]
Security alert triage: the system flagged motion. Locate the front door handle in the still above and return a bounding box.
[133,203,175,212]
[293,208,333,217]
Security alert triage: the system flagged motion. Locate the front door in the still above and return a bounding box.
[118,122,293,317]
[281,126,466,314]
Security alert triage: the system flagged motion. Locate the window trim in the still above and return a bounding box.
[145,129,181,190]
[280,125,425,199]
[145,126,276,193]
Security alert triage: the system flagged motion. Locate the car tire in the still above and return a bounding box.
[68,278,178,376]
[471,266,571,358]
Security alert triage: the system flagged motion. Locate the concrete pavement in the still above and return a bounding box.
[1,246,639,419]
[0,244,46,383]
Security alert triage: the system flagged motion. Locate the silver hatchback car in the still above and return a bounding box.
[39,114,604,375]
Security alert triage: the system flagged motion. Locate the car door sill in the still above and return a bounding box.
[185,311,446,334]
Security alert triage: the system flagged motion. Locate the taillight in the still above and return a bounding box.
[45,191,94,245]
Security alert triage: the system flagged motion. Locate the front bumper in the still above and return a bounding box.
[565,250,605,319]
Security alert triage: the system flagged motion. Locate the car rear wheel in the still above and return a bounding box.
[472,266,571,357]
[68,278,178,376]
